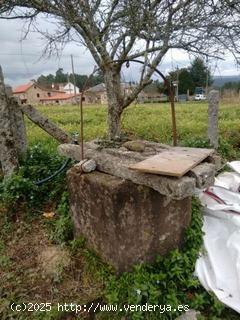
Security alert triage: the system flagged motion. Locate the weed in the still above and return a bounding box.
[70,236,86,253]
[181,137,211,149]
[50,191,74,245]
[0,144,67,216]
[0,240,11,269]
[217,138,238,160]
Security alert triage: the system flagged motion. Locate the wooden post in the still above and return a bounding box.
[0,66,19,176]
[208,90,219,149]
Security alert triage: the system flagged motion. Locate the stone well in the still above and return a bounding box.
[59,140,220,272]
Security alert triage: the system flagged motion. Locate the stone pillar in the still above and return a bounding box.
[67,168,192,272]
[208,90,219,149]
[0,66,19,177]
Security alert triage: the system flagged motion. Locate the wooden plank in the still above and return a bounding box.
[129,147,214,177]
[20,104,73,144]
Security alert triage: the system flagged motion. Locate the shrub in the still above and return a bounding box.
[0,144,68,214]
[51,191,74,245]
[181,136,239,161]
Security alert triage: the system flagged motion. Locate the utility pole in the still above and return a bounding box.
[176,65,179,102]
[205,57,209,96]
[70,55,77,103]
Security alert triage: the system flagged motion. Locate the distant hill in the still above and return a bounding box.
[213,75,240,87]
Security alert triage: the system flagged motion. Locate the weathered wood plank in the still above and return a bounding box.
[20,104,72,144]
[129,147,214,177]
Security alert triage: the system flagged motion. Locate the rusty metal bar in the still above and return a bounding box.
[80,93,84,160]
[73,59,178,151]
[123,59,178,146]
[169,84,177,146]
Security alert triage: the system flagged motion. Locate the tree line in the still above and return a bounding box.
[167,58,213,95]
[134,58,213,96]
[37,68,104,91]
[222,81,240,91]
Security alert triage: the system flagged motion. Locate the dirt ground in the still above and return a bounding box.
[0,208,104,320]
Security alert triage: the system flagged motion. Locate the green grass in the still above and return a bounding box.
[27,101,240,151]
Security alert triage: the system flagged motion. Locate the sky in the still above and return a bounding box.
[0,18,240,88]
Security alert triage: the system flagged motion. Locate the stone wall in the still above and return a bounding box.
[13,83,53,105]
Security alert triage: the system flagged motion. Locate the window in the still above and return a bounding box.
[37,93,40,98]
[47,92,51,97]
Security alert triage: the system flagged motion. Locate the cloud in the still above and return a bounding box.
[0,18,239,88]
[0,18,95,87]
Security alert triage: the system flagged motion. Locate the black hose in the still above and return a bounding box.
[34,139,78,186]
[34,158,72,186]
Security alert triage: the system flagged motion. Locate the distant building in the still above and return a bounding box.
[52,82,80,94]
[13,81,60,104]
[40,93,80,105]
[14,79,166,106]
[83,82,166,105]
[84,83,107,104]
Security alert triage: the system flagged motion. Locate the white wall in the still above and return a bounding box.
[62,82,80,94]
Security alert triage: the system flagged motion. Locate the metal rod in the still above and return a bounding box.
[169,84,177,146]
[71,54,85,159]
[70,58,178,150]
[80,93,84,160]
[119,59,178,146]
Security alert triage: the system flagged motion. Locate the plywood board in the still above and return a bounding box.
[129,147,214,178]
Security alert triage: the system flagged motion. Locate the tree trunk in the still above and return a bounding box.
[104,67,124,140]
[9,98,27,157]
[0,67,19,177]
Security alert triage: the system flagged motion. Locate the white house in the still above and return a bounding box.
[52,82,80,94]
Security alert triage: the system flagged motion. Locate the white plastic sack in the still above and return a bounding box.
[228,161,240,174]
[215,172,240,193]
[195,161,240,313]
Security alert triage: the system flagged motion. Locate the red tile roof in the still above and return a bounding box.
[13,83,33,94]
[40,93,80,101]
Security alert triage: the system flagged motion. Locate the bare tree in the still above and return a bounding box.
[0,0,239,139]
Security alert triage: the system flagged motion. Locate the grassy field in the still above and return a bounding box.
[27,101,240,156]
